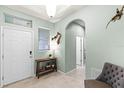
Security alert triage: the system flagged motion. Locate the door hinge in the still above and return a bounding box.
[2,76,4,80]
[2,55,4,60]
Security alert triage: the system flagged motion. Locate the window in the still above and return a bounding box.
[38,28,50,51]
[4,13,32,28]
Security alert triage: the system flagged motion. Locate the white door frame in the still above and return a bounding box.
[0,26,34,87]
[0,27,3,87]
[76,36,84,66]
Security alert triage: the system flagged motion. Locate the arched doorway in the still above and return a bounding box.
[65,19,86,72]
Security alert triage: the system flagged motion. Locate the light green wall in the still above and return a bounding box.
[0,6,56,85]
[55,5,124,78]
[1,5,124,79]
[0,6,54,59]
[0,6,55,83]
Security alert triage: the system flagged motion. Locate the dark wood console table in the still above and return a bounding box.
[35,57,57,79]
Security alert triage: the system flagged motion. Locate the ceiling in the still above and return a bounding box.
[5,5,86,23]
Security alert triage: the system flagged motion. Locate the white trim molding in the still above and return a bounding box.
[91,68,102,79]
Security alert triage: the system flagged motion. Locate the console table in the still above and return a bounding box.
[35,57,57,79]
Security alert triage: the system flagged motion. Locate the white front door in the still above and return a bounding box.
[3,28,33,85]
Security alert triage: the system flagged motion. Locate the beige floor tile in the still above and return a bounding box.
[4,67,85,88]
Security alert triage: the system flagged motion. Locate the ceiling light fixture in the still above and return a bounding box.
[46,5,56,18]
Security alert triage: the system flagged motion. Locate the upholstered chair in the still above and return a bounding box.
[85,62,124,88]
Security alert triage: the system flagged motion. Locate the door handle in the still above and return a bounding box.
[29,51,33,58]
[30,51,32,55]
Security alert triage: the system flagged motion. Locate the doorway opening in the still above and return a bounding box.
[76,36,84,68]
[65,19,85,73]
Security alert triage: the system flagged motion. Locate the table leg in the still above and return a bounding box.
[36,62,40,79]
[55,59,57,72]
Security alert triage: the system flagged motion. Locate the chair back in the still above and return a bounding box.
[97,62,124,88]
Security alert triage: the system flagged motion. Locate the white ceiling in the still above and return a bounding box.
[5,5,86,23]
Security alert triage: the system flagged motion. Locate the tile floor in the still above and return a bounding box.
[4,67,85,88]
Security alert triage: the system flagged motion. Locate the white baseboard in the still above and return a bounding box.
[58,70,66,74]
[91,68,102,79]
[65,68,77,74]
[58,66,85,75]
[58,68,77,74]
